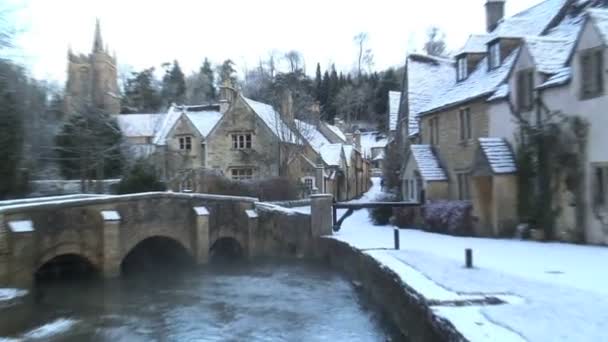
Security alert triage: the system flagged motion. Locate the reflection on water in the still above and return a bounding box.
[1,260,402,341]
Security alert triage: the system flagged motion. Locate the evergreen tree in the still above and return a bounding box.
[373,68,400,130]
[55,108,123,183]
[314,63,322,102]
[161,60,186,106]
[121,68,162,113]
[200,58,216,100]
[217,59,237,87]
[117,160,165,194]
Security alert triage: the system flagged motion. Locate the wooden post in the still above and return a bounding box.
[394,227,400,250]
[465,248,473,268]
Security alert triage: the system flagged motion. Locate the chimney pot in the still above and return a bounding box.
[485,0,505,33]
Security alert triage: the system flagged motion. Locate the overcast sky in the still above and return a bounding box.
[9,0,544,83]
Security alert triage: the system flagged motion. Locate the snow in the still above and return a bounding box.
[487,83,509,101]
[193,206,209,216]
[538,67,572,89]
[114,114,164,138]
[242,96,300,144]
[22,318,79,340]
[186,111,222,138]
[7,220,34,233]
[525,36,573,74]
[478,137,517,174]
[388,91,401,132]
[319,143,343,167]
[342,145,354,167]
[330,178,608,342]
[100,210,120,221]
[457,34,491,55]
[255,202,305,216]
[325,123,347,142]
[245,209,258,219]
[0,288,27,302]
[406,54,455,136]
[153,105,183,146]
[410,145,447,181]
[295,119,331,153]
[359,131,387,159]
[490,0,569,39]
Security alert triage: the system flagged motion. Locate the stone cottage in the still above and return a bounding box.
[397,0,605,238]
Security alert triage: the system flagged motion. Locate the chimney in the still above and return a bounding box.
[345,133,354,145]
[281,89,294,123]
[353,130,362,151]
[219,79,236,114]
[485,0,505,33]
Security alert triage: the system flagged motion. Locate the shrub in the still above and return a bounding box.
[195,170,301,201]
[393,206,418,228]
[368,193,397,226]
[117,161,165,194]
[422,200,473,236]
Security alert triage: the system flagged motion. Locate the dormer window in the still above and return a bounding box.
[488,41,501,69]
[457,57,468,81]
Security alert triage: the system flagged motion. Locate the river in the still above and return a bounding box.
[0,260,402,341]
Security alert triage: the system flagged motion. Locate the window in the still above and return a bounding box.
[594,165,608,209]
[429,116,440,145]
[231,133,252,149]
[580,48,604,99]
[517,69,535,111]
[459,107,472,141]
[231,168,253,181]
[457,172,470,200]
[404,179,417,202]
[457,57,468,81]
[179,136,192,150]
[488,42,501,69]
[302,177,315,195]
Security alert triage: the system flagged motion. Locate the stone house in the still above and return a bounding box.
[398,0,588,237]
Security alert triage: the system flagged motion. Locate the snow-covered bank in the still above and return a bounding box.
[0,289,27,303]
[331,177,608,341]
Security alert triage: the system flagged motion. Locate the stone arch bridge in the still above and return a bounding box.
[0,193,333,287]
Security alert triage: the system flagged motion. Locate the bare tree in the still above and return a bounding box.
[424,27,447,57]
[354,32,373,77]
[284,50,304,73]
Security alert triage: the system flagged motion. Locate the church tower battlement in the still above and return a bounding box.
[64,19,120,115]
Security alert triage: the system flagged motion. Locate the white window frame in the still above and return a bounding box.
[179,136,192,151]
[231,133,252,150]
[301,176,316,195]
[489,42,501,69]
[403,178,417,202]
[457,57,468,81]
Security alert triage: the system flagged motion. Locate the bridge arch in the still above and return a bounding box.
[120,235,194,274]
[210,236,244,260]
[35,244,100,283]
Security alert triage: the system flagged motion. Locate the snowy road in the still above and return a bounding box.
[327,178,608,342]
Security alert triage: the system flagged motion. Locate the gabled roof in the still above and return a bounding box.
[524,36,573,74]
[319,143,344,167]
[114,114,164,138]
[325,123,347,142]
[186,111,223,138]
[360,131,388,159]
[405,54,455,135]
[388,91,401,132]
[538,67,572,89]
[457,34,491,55]
[588,8,608,42]
[478,138,517,174]
[343,145,355,167]
[242,96,299,144]
[294,119,331,154]
[153,105,184,145]
[410,145,447,182]
[489,0,570,39]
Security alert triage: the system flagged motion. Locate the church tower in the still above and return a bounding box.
[64,19,120,116]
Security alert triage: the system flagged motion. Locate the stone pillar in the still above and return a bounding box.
[193,207,210,264]
[311,194,333,237]
[245,209,258,259]
[100,210,121,278]
[0,215,8,285]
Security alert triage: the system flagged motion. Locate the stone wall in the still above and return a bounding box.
[28,179,120,197]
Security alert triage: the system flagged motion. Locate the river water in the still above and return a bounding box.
[0,261,401,341]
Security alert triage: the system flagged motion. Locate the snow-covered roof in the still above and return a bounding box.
[153,105,184,146]
[479,138,517,174]
[410,145,447,182]
[538,67,572,89]
[373,150,385,161]
[360,131,388,159]
[489,0,569,39]
[388,91,401,132]
[114,114,164,138]
[415,0,571,117]
[294,119,331,154]
[525,36,573,74]
[457,34,491,55]
[488,83,509,101]
[319,143,344,167]
[186,111,222,138]
[242,96,300,144]
[406,54,455,135]
[325,123,347,142]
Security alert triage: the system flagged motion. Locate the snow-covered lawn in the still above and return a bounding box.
[328,178,608,342]
[0,288,27,304]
